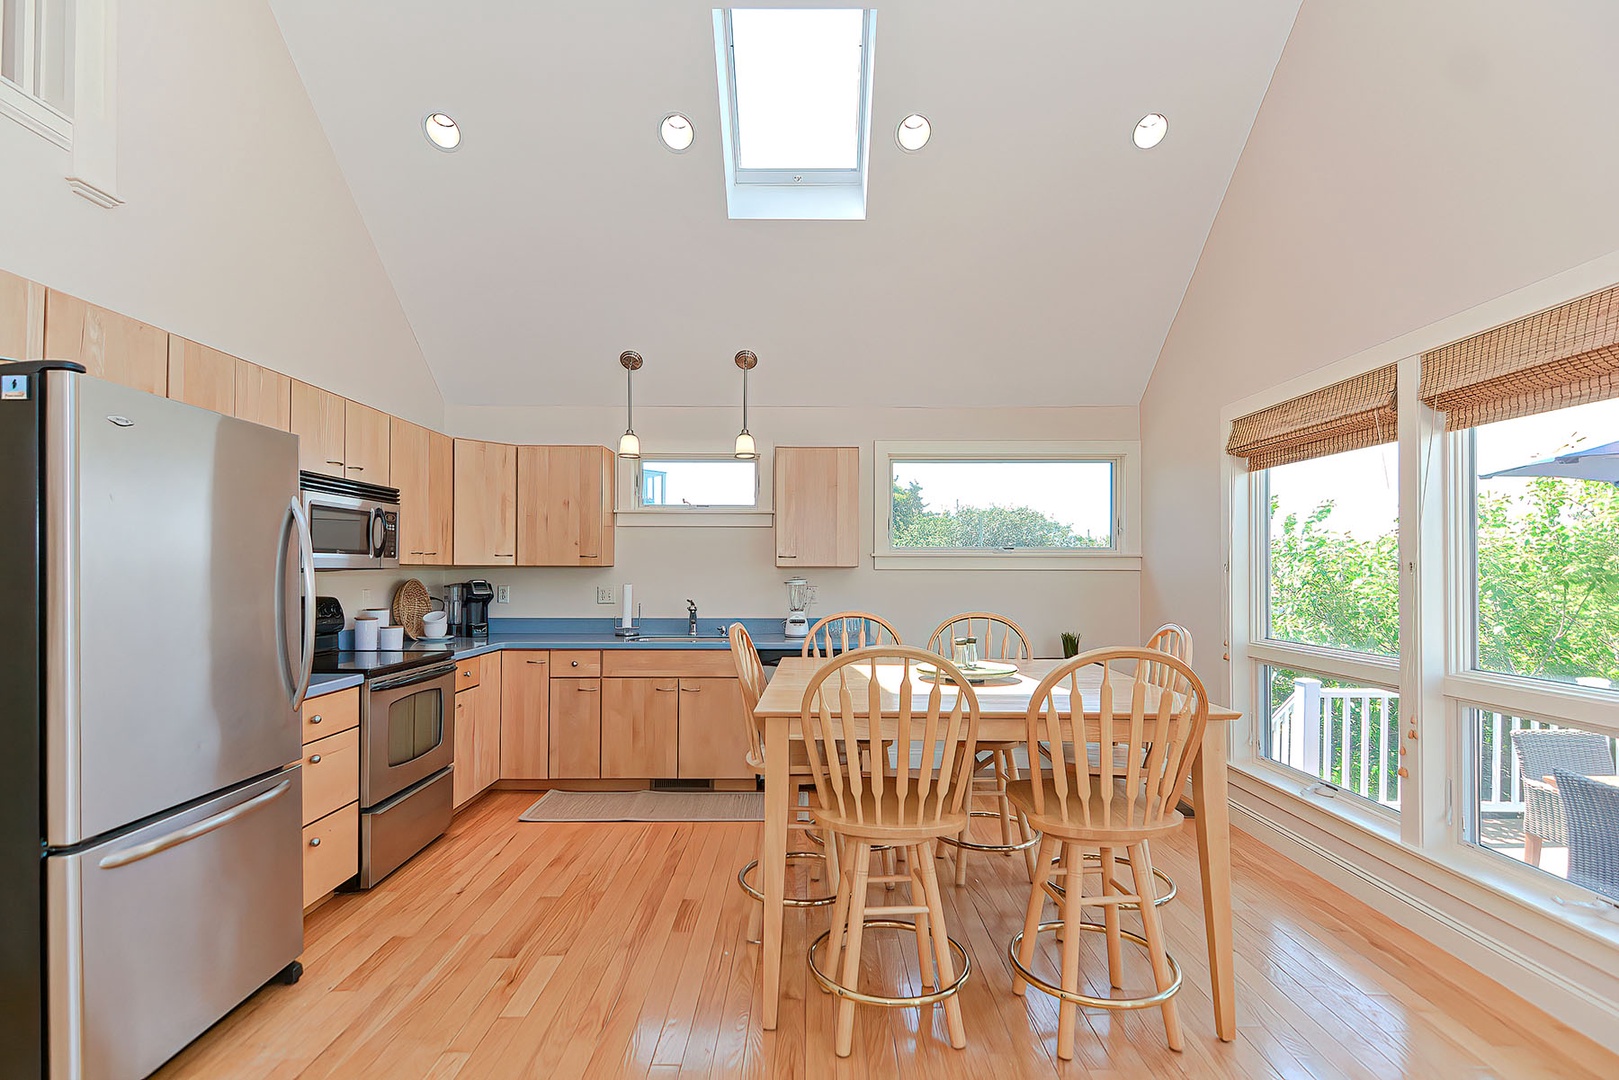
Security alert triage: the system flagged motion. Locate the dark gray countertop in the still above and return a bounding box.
[305,672,364,698]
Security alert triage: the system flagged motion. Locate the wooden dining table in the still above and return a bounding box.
[752,656,1244,1041]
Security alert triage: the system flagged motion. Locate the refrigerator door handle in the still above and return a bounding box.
[96,779,294,869]
[289,498,317,709]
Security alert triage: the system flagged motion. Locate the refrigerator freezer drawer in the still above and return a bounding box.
[47,769,304,1080]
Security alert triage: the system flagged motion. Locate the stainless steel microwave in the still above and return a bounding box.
[299,473,400,570]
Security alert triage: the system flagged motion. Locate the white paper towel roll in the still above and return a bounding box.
[622,584,633,625]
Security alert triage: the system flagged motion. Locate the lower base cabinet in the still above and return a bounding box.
[453,654,504,809]
[500,651,551,779]
[675,678,754,780]
[602,677,679,778]
[303,802,359,908]
[549,678,602,778]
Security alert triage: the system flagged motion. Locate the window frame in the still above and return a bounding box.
[720,7,873,189]
[629,454,761,513]
[873,440,1141,571]
[0,0,72,148]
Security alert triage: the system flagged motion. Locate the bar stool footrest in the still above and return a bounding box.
[1045,854,1177,909]
[807,919,971,1007]
[738,852,837,908]
[938,809,1041,854]
[1008,921,1181,1009]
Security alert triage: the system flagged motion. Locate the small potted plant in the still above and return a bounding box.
[1060,631,1081,658]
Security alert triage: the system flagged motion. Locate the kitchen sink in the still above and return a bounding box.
[629,635,728,643]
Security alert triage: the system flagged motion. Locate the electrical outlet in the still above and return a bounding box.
[596,585,615,605]
[496,585,510,605]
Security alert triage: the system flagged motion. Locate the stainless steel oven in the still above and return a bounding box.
[358,660,457,887]
[300,473,399,570]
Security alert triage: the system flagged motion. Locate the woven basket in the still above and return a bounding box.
[392,579,433,640]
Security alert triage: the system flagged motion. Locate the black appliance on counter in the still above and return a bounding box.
[452,579,495,638]
[310,597,458,889]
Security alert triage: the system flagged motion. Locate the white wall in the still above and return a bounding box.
[426,403,1141,654]
[0,0,442,425]
[1139,0,1619,696]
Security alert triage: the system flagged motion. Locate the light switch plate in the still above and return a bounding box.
[496,585,510,604]
[596,586,614,605]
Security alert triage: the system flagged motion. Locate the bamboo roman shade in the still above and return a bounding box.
[1420,284,1619,430]
[1226,363,1398,470]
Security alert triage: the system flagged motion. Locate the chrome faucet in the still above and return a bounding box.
[686,599,699,635]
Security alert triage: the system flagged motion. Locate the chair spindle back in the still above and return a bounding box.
[800,645,981,829]
[1142,623,1195,691]
[1024,648,1209,830]
[728,623,767,768]
[802,611,903,659]
[927,612,1032,661]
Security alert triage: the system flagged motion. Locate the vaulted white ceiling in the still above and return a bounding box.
[269,1,1301,409]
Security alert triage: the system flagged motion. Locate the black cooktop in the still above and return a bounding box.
[311,649,456,679]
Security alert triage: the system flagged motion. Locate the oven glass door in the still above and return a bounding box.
[386,688,444,766]
[363,665,456,806]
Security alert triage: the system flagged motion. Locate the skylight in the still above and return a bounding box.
[713,8,876,219]
[729,9,866,176]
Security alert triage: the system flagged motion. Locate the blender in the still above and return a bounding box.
[784,577,811,638]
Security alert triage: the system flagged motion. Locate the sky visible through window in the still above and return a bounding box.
[640,460,757,508]
[730,8,864,171]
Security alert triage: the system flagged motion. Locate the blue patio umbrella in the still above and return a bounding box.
[1482,439,1619,486]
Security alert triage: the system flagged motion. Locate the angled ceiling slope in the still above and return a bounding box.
[270,0,1301,410]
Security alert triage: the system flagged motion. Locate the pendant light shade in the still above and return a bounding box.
[618,350,643,460]
[734,350,758,461]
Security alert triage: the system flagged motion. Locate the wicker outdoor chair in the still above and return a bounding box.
[1512,729,1615,867]
[1552,770,1619,903]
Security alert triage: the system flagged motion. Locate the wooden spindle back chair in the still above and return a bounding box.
[801,611,902,659]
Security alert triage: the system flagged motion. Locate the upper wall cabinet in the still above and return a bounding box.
[0,270,45,361]
[43,289,167,396]
[774,446,860,567]
[166,336,236,414]
[454,439,517,565]
[291,382,346,477]
[343,400,390,486]
[517,445,615,566]
[234,360,291,432]
[392,418,453,565]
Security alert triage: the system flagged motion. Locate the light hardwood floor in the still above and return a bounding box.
[157,792,1618,1079]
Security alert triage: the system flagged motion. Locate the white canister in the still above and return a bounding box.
[379,625,405,650]
[353,615,379,651]
[362,608,392,626]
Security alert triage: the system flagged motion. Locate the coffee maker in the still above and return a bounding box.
[451,579,494,638]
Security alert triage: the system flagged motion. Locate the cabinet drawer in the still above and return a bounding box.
[303,802,358,907]
[552,650,602,677]
[602,649,737,679]
[456,657,481,691]
[301,727,360,825]
[301,687,359,744]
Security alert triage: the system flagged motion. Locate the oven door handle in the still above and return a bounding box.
[372,506,388,559]
[369,661,460,692]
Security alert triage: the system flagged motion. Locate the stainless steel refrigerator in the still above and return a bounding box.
[0,363,313,1080]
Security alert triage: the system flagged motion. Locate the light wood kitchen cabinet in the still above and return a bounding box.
[676,677,754,780]
[602,678,679,778]
[43,288,168,396]
[344,399,390,485]
[454,438,518,565]
[291,381,346,477]
[453,654,503,808]
[301,726,360,824]
[517,445,616,566]
[549,678,602,779]
[303,803,359,908]
[166,336,236,414]
[234,360,291,431]
[774,446,860,567]
[391,419,453,564]
[500,651,550,779]
[301,687,359,743]
[0,269,45,361]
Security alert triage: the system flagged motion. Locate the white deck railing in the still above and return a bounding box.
[1268,679,1402,806]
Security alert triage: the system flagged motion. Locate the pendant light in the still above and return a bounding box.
[617,350,643,459]
[733,350,758,460]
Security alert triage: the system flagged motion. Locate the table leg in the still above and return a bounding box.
[761,715,789,1031]
[1191,724,1236,1042]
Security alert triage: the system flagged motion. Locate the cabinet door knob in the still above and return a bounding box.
[571,660,579,667]
[309,754,322,764]
[310,715,322,724]
[309,837,321,847]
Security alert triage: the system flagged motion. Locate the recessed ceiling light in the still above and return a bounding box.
[896,113,931,152]
[659,113,694,152]
[1133,113,1168,150]
[424,113,461,151]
